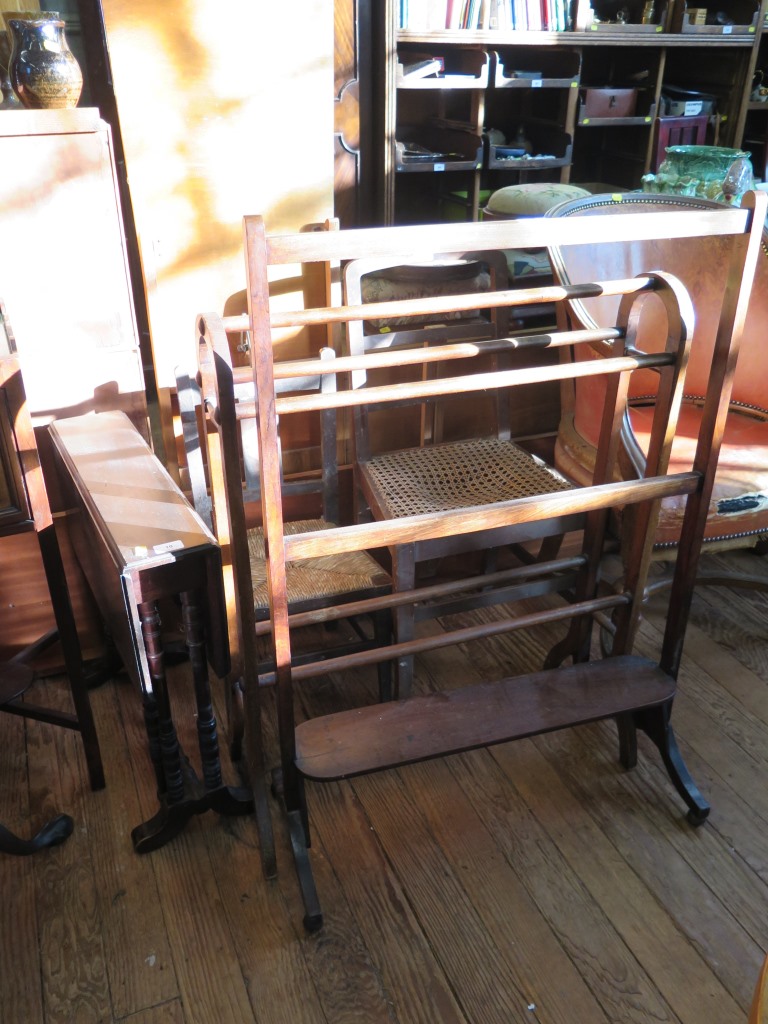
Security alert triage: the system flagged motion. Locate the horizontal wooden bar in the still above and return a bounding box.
[224,276,653,332]
[293,654,672,780]
[229,349,674,420]
[260,590,629,686]
[256,208,748,266]
[282,472,699,560]
[2,700,78,728]
[229,327,624,386]
[253,554,588,634]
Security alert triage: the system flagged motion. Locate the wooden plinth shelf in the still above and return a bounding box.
[295,655,674,780]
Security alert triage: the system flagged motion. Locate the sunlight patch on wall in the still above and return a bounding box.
[100,0,334,389]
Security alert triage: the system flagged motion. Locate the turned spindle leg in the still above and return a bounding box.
[139,600,184,805]
[180,590,222,791]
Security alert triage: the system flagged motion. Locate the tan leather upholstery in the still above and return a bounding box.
[548,194,768,547]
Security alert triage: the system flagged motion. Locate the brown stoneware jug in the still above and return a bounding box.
[8,17,82,109]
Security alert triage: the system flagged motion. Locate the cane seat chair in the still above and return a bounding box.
[183,314,392,759]
[546,192,768,583]
[343,249,573,696]
[347,251,512,449]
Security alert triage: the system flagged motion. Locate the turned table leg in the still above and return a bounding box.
[181,590,222,790]
[131,594,253,854]
[139,600,185,804]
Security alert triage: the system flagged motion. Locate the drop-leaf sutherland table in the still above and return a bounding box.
[47,410,274,868]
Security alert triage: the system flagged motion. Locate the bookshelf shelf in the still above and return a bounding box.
[395,129,484,171]
[577,96,658,126]
[396,28,756,44]
[397,46,491,86]
[493,46,581,87]
[576,114,656,125]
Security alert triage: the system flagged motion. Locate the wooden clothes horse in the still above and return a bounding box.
[237,195,766,931]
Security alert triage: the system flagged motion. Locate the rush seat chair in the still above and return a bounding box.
[181,314,393,765]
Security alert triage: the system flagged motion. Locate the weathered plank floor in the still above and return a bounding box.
[2,550,768,1024]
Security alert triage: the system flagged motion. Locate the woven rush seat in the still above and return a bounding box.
[363,437,572,519]
[248,519,389,613]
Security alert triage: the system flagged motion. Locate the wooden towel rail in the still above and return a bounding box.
[211,195,765,930]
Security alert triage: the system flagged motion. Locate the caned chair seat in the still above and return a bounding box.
[362,437,571,519]
[247,519,390,613]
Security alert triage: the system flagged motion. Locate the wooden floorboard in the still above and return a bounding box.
[29,676,112,1022]
[413,632,687,1024]
[84,681,177,1020]
[0,707,42,1021]
[121,1000,186,1024]
[493,734,742,1024]
[2,551,768,1022]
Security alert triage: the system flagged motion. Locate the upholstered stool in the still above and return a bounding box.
[483,182,592,219]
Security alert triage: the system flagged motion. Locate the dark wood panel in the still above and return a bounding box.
[335,0,376,226]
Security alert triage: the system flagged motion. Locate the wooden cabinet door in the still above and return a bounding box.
[335,0,377,225]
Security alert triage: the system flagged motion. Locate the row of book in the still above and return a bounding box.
[399,0,574,30]
[492,0,572,31]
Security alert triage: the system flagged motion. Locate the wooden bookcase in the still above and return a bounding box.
[741,30,768,179]
[379,0,768,223]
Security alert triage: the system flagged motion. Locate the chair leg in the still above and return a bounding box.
[374,609,394,702]
[0,814,74,855]
[274,763,322,931]
[615,712,638,769]
[243,670,276,880]
[226,675,246,763]
[37,525,105,791]
[392,545,417,699]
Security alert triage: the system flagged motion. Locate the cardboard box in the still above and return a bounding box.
[686,7,708,22]
[662,86,716,116]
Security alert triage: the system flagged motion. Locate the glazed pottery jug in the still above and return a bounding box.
[8,17,82,109]
[642,145,754,205]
